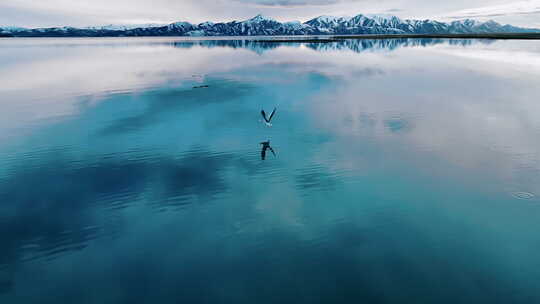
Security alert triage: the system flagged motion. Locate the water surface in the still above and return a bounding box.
[1,37,540,303]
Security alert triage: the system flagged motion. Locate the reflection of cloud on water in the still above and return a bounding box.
[430,46,540,76]
[0,37,504,147]
[0,146,265,292]
[307,43,540,197]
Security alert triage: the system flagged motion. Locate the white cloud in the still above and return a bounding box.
[437,0,540,27]
[0,0,538,28]
[442,0,540,19]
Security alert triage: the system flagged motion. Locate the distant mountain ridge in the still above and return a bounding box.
[1,14,538,37]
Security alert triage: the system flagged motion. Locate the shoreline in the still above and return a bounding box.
[255,33,540,42]
[332,33,540,40]
[1,33,539,40]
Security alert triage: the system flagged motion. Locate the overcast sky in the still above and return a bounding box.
[1,0,539,28]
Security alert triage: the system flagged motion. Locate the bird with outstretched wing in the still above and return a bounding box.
[261,107,277,126]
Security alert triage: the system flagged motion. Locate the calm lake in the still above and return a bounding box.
[1,37,540,303]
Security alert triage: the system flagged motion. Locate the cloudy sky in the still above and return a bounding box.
[1,0,539,28]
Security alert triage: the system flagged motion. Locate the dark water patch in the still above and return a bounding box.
[384,116,414,133]
[0,146,266,268]
[0,265,13,295]
[295,165,340,191]
[0,280,12,295]
[150,151,232,208]
[0,154,146,267]
[24,216,531,304]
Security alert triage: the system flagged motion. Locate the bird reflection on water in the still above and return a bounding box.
[260,140,276,160]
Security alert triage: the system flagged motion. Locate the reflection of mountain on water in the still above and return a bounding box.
[171,40,281,54]
[11,38,493,54]
[305,38,491,53]
[171,38,494,54]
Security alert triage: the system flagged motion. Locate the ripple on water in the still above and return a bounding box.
[511,191,536,200]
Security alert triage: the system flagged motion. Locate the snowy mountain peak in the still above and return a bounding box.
[171,21,192,26]
[246,14,276,23]
[199,21,215,27]
[482,20,499,26]
[454,19,478,25]
[366,14,402,23]
[305,15,353,32]
[311,15,351,23]
[168,21,194,30]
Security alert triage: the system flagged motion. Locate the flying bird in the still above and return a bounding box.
[260,140,276,160]
[261,107,277,127]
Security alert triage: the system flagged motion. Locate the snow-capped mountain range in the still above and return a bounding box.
[1,14,538,37]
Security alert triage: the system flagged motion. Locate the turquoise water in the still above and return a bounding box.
[1,37,540,303]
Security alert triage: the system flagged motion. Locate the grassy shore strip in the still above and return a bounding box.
[332,33,540,40]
